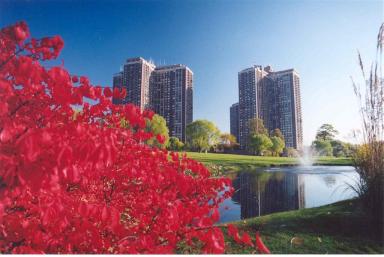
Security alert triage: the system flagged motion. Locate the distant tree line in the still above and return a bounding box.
[134,117,238,153]
[184,120,238,153]
[182,118,291,157]
[146,116,360,160]
[311,123,356,157]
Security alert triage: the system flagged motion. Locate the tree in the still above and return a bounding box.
[248,118,268,136]
[330,140,355,157]
[247,118,270,155]
[0,21,270,254]
[342,142,356,157]
[186,120,220,152]
[283,147,299,157]
[249,134,273,156]
[145,114,169,148]
[315,124,338,141]
[270,136,285,156]
[270,128,285,141]
[312,139,333,156]
[167,136,184,151]
[330,140,345,157]
[217,133,238,151]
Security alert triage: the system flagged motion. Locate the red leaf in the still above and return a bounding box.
[12,22,29,42]
[255,231,271,254]
[0,102,8,115]
[72,76,78,83]
[240,232,254,247]
[227,224,238,237]
[227,224,241,243]
[120,87,127,99]
[143,109,154,119]
[104,87,112,97]
[156,134,165,144]
[211,208,220,222]
[0,126,12,142]
[101,205,109,222]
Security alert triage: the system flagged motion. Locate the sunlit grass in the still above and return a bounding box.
[224,200,383,254]
[184,152,352,173]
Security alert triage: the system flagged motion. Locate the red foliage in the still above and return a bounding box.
[240,232,254,247]
[0,21,268,254]
[255,232,271,254]
[227,224,241,243]
[227,224,253,246]
[156,134,166,144]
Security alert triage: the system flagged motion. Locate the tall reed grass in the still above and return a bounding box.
[351,24,384,233]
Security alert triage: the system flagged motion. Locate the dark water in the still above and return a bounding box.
[218,165,359,223]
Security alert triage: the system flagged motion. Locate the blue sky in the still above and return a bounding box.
[1,0,382,145]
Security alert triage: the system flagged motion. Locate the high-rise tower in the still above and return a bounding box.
[113,57,155,111]
[263,69,303,149]
[234,65,303,150]
[113,57,193,142]
[150,65,193,142]
[238,65,268,149]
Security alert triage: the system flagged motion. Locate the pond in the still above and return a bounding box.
[218,165,359,223]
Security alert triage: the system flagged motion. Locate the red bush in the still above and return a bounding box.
[0,21,268,254]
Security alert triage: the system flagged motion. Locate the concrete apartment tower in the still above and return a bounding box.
[263,68,303,150]
[230,103,239,142]
[234,65,303,150]
[238,65,268,150]
[113,57,155,111]
[113,58,193,142]
[150,65,193,142]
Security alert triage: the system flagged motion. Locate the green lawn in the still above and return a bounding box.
[184,152,352,173]
[223,200,383,254]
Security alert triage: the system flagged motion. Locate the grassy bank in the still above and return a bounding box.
[224,200,383,254]
[185,152,352,173]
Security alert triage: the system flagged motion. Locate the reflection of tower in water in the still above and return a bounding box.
[232,172,305,219]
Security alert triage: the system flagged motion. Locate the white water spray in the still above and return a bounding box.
[299,146,316,167]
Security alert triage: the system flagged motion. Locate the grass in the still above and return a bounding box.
[223,200,384,254]
[185,152,353,173]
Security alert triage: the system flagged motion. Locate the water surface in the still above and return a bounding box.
[218,165,358,223]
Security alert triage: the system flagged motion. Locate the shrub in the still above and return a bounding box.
[0,21,268,254]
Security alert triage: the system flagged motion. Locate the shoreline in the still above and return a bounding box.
[184,152,353,174]
[222,199,384,254]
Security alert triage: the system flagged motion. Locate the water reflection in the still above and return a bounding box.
[218,166,358,223]
[322,175,337,188]
[232,172,305,219]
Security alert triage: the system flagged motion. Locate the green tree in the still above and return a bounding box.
[249,134,273,155]
[167,136,184,151]
[248,118,268,136]
[283,147,299,157]
[270,136,285,156]
[312,139,333,156]
[330,140,346,157]
[146,114,169,148]
[186,120,220,152]
[342,142,356,157]
[271,128,285,141]
[315,124,338,141]
[218,133,238,151]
